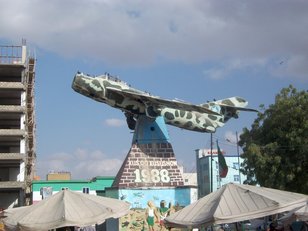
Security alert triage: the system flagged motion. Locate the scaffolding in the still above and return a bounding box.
[24,57,36,205]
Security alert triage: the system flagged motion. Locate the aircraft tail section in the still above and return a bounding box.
[201,97,257,122]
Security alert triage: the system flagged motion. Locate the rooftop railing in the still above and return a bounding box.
[0,45,26,64]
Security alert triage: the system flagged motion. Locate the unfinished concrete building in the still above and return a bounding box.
[0,40,36,209]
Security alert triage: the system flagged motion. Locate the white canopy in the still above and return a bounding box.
[294,203,308,221]
[3,190,130,231]
[164,183,308,228]
[279,203,308,223]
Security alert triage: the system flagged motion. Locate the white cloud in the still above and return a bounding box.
[203,58,267,80]
[104,118,126,127]
[203,68,226,80]
[36,148,122,180]
[1,0,308,80]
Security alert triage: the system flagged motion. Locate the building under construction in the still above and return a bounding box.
[0,40,36,209]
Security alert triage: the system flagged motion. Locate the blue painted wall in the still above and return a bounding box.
[106,187,196,209]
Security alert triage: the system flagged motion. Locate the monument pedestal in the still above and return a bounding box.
[105,116,197,231]
[112,142,184,188]
[112,116,184,188]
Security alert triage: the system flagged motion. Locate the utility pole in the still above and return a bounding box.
[210,133,213,192]
[210,133,214,231]
[236,131,241,184]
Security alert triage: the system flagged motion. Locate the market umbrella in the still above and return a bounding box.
[164,183,308,229]
[279,203,308,223]
[294,203,308,221]
[3,190,130,231]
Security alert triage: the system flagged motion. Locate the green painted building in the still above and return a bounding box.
[32,176,114,203]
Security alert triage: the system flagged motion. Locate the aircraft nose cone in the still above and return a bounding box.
[72,72,103,100]
[72,74,82,91]
[72,73,92,92]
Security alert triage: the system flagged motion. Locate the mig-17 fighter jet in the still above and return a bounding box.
[72,72,257,133]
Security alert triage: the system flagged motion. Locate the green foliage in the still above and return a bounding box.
[239,85,308,194]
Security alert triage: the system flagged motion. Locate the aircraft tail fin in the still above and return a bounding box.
[201,97,258,122]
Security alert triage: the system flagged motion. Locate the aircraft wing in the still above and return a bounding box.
[106,87,220,115]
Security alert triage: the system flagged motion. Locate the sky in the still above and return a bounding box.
[1,0,307,180]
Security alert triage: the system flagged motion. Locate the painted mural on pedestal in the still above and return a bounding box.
[106,187,197,231]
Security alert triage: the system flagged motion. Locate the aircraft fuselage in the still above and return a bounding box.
[72,72,255,133]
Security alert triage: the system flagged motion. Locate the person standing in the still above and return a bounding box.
[159,200,169,230]
[145,201,158,231]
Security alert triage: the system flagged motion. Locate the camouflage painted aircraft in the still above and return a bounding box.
[72,72,257,133]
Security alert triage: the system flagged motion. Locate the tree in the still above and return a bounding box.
[239,85,308,194]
